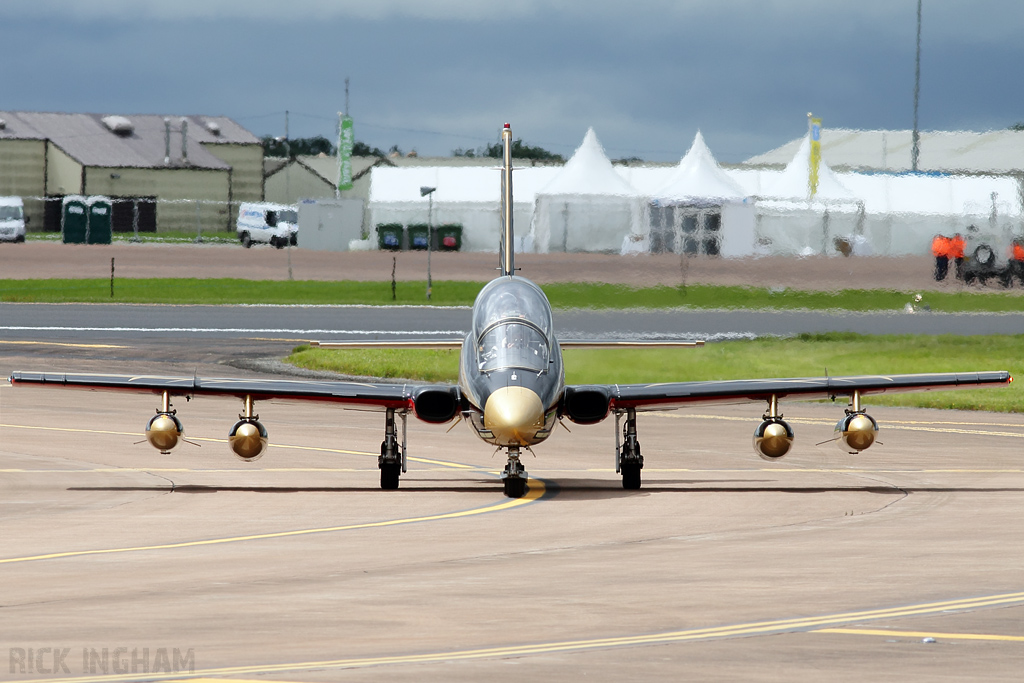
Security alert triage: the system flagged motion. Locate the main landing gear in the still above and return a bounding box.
[379,408,407,490]
[502,446,528,498]
[616,408,643,490]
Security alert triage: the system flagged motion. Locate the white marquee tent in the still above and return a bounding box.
[636,131,755,257]
[530,128,644,253]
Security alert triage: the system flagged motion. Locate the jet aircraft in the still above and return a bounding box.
[9,124,1012,498]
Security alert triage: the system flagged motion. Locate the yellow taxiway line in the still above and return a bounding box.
[817,627,1024,642]
[11,592,1024,683]
[0,479,545,565]
[0,340,128,349]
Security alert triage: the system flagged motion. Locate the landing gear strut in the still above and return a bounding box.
[502,446,528,498]
[379,408,407,490]
[616,408,643,490]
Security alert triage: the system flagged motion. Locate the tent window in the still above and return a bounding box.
[674,210,720,257]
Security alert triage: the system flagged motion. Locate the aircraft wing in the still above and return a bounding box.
[7,371,437,412]
[586,371,1012,412]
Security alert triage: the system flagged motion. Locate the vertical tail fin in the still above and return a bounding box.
[499,123,514,277]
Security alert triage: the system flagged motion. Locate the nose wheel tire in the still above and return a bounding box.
[503,476,527,498]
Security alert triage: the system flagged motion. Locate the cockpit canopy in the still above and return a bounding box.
[472,277,554,373]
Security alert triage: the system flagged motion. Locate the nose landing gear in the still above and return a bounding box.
[502,446,528,498]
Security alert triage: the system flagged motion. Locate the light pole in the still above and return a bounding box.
[911,0,922,172]
[421,186,436,300]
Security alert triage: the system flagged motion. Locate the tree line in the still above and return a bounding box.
[262,136,564,162]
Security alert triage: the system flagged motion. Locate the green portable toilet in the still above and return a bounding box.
[86,196,112,244]
[436,223,463,251]
[376,223,404,250]
[407,223,430,250]
[61,196,88,244]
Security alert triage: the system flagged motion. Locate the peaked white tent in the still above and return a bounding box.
[655,131,747,202]
[763,136,858,203]
[757,135,864,256]
[530,128,644,253]
[637,131,755,257]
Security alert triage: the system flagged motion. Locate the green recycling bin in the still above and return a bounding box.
[436,224,462,251]
[376,223,403,251]
[407,224,430,250]
[61,196,88,244]
[86,196,112,244]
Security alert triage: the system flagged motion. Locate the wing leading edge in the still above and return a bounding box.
[601,371,1012,411]
[8,371,425,411]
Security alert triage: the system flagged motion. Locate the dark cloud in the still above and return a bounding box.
[1,2,1022,162]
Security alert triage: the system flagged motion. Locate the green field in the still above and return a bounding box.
[2,277,1023,311]
[286,333,1023,413]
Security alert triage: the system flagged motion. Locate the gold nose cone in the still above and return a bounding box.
[484,386,545,446]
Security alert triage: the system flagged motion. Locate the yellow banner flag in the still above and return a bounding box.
[808,116,822,199]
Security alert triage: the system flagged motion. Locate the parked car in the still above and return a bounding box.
[236,202,297,248]
[0,196,27,242]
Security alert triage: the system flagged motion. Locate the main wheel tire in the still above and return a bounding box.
[621,462,642,490]
[503,476,527,498]
[240,232,252,248]
[380,462,400,490]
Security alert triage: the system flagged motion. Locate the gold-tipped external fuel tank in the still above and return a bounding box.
[229,395,268,461]
[145,412,184,454]
[834,413,879,453]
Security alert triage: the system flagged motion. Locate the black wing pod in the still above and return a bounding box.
[753,418,794,460]
[562,386,612,424]
[413,386,462,424]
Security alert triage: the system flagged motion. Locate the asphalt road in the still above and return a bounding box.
[2,303,1023,347]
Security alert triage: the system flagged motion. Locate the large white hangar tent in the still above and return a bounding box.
[636,131,755,257]
[840,172,1021,256]
[368,165,559,252]
[530,128,645,253]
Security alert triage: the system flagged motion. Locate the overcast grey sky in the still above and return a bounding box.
[3,1,1023,162]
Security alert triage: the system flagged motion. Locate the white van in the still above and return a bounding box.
[0,196,27,243]
[236,202,298,248]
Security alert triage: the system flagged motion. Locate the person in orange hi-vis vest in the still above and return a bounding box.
[950,233,966,280]
[931,234,950,281]
[1010,238,1024,287]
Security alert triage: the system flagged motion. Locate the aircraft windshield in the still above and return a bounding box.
[472,278,553,341]
[478,322,549,373]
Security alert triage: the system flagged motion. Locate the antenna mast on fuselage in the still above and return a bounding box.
[499,123,514,277]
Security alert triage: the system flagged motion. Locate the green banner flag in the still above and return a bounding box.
[338,115,354,192]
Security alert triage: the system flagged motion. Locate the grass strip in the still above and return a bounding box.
[2,278,1023,311]
[286,333,1024,413]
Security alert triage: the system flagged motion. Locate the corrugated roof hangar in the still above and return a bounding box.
[0,111,264,233]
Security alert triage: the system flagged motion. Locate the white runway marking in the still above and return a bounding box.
[0,326,466,335]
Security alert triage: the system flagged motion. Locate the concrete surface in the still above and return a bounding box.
[2,351,1023,681]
